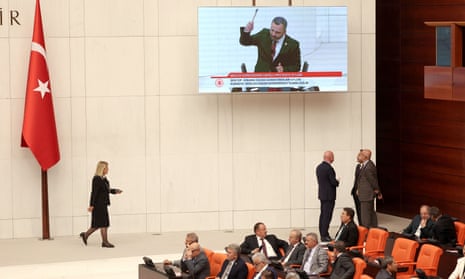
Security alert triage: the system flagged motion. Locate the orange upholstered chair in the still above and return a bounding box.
[352,257,367,279]
[361,275,373,279]
[454,221,465,246]
[246,262,254,279]
[203,248,215,262]
[349,228,388,258]
[349,226,369,252]
[396,244,443,279]
[207,252,227,278]
[391,237,420,274]
[356,226,369,247]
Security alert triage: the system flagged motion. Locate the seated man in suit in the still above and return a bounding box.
[252,252,277,279]
[163,232,199,266]
[182,242,211,279]
[300,232,328,276]
[429,206,457,246]
[330,241,354,279]
[280,229,306,268]
[240,222,288,260]
[216,243,248,279]
[375,256,398,279]
[333,207,359,248]
[402,205,434,239]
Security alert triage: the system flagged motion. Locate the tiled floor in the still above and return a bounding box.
[0,213,410,279]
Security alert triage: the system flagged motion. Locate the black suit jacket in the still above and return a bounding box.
[217,257,248,279]
[334,220,359,247]
[330,253,355,279]
[431,214,457,246]
[182,251,211,279]
[90,176,118,207]
[282,242,306,266]
[316,161,339,201]
[402,214,434,239]
[240,234,288,258]
[239,27,301,72]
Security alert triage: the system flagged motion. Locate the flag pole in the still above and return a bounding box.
[41,169,50,239]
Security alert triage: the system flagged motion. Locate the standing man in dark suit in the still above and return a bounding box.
[183,242,211,279]
[329,241,355,279]
[333,208,359,248]
[217,243,248,279]
[316,151,340,242]
[352,149,382,228]
[240,222,288,261]
[240,16,301,73]
[280,229,306,267]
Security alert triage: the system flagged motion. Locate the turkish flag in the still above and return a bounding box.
[21,0,60,171]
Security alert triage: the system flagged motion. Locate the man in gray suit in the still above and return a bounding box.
[300,232,328,276]
[280,229,306,267]
[183,242,211,279]
[352,149,382,228]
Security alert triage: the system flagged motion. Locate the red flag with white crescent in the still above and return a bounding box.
[21,0,60,170]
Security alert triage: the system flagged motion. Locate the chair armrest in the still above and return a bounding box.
[348,245,364,251]
[396,261,416,267]
[288,264,301,268]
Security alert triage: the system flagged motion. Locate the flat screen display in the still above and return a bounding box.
[198,6,347,93]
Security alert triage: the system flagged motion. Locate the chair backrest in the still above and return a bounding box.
[391,237,420,262]
[352,257,367,279]
[209,252,227,277]
[357,226,369,247]
[364,228,389,258]
[391,237,420,274]
[416,244,444,276]
[454,221,465,246]
[203,248,215,263]
[246,262,255,279]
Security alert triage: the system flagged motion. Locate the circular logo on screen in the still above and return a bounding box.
[215,79,224,88]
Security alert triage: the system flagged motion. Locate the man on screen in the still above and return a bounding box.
[240,16,301,73]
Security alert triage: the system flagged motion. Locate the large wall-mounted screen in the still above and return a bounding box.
[198,6,347,93]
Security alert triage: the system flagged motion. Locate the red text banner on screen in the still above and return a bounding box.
[210,71,342,89]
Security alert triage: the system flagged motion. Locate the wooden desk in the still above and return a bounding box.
[139,264,168,279]
[139,264,189,279]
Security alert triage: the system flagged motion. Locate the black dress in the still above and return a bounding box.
[90,176,117,228]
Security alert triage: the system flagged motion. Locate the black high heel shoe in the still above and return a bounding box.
[102,242,115,248]
[79,232,87,245]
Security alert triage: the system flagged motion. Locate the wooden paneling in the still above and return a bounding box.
[376,0,465,220]
[425,67,453,100]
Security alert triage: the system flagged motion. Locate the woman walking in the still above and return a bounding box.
[80,161,122,248]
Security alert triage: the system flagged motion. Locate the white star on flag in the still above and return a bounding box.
[33,79,50,99]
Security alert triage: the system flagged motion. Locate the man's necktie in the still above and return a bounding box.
[271,40,276,60]
[335,225,345,240]
[261,238,268,257]
[221,261,234,279]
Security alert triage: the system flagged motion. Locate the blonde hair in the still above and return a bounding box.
[95,161,108,176]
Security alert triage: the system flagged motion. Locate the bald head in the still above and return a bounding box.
[323,151,334,163]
